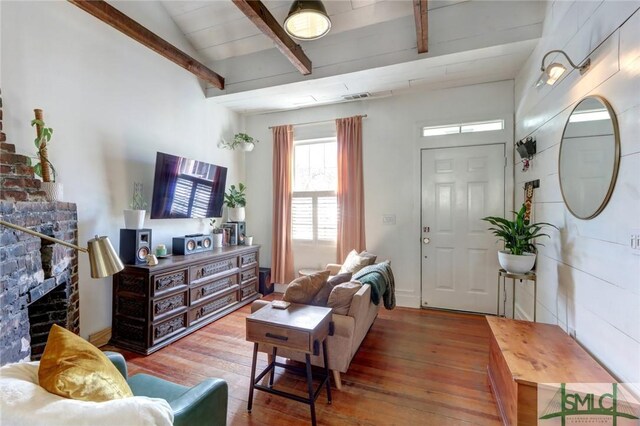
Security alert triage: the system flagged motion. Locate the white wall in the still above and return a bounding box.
[1,1,243,338]
[513,1,640,391]
[244,80,515,304]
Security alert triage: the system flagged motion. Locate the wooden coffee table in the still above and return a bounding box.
[246,302,333,425]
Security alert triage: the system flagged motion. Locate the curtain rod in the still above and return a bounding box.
[268,114,368,130]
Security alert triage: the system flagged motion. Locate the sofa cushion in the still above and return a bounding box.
[38,324,133,402]
[311,272,352,307]
[283,270,330,304]
[359,251,377,265]
[338,250,372,275]
[327,281,363,315]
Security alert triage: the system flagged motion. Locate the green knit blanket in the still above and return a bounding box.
[352,261,396,309]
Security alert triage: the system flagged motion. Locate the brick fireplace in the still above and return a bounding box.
[0,92,80,364]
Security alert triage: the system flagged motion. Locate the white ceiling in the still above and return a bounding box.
[161,0,546,114]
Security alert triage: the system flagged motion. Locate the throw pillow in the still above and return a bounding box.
[338,250,371,275]
[38,324,133,402]
[310,272,352,307]
[359,251,377,265]
[327,281,363,315]
[283,270,331,304]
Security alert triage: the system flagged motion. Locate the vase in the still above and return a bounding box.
[123,209,146,229]
[498,250,536,274]
[212,233,223,248]
[41,182,63,202]
[228,207,245,222]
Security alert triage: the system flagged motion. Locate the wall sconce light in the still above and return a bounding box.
[536,49,591,87]
[0,220,124,278]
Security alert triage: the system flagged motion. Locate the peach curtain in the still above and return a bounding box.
[271,125,295,284]
[336,116,366,262]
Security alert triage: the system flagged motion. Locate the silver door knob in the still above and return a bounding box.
[423,237,430,244]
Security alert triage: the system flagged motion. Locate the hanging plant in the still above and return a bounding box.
[218,133,259,151]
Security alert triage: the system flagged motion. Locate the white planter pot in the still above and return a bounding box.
[123,209,146,229]
[41,182,63,202]
[212,233,223,248]
[498,250,536,274]
[240,142,254,152]
[228,207,245,222]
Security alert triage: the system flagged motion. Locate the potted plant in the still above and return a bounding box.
[224,183,246,222]
[482,204,557,274]
[218,133,259,151]
[27,110,63,201]
[210,219,224,248]
[124,182,147,229]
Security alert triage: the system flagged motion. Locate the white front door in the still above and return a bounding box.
[421,144,505,313]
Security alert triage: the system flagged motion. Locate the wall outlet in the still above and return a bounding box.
[382,214,396,225]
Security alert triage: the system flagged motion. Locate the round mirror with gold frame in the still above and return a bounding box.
[559,95,620,219]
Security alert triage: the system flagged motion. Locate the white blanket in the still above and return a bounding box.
[0,362,173,426]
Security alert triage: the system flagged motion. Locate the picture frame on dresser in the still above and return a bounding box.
[222,223,238,245]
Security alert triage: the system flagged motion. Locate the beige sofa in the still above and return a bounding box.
[251,263,379,389]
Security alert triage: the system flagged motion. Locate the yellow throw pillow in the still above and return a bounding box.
[38,324,133,402]
[283,270,331,304]
[338,250,371,275]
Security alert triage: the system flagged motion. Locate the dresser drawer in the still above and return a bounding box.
[152,312,188,345]
[246,321,311,352]
[241,268,257,284]
[152,269,188,297]
[240,279,258,301]
[191,258,237,284]
[240,251,258,267]
[191,275,238,304]
[152,290,188,320]
[189,289,239,325]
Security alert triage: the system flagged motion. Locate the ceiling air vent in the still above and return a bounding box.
[342,92,371,101]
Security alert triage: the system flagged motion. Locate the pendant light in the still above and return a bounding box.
[284,0,332,41]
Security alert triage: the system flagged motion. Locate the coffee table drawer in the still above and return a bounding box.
[247,321,310,352]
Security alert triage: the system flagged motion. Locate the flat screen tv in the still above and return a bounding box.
[150,152,227,219]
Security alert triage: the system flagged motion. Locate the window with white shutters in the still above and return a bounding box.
[292,138,337,244]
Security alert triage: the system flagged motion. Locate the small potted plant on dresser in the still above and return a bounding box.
[482,204,557,274]
[210,219,224,247]
[224,182,246,222]
[123,182,147,229]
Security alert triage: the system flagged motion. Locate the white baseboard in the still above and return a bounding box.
[514,303,532,321]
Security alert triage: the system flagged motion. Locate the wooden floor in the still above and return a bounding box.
[107,298,501,425]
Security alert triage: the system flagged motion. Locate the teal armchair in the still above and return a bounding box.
[105,352,228,426]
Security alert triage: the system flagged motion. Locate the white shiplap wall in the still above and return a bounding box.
[513,1,640,392]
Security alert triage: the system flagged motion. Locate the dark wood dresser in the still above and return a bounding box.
[111,245,260,354]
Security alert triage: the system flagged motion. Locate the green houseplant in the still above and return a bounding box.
[27,110,63,201]
[224,183,246,221]
[219,133,259,151]
[209,219,224,247]
[482,204,557,274]
[124,182,147,229]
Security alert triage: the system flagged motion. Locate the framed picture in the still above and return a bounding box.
[222,223,238,245]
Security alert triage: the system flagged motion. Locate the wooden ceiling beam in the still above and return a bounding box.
[232,0,312,75]
[68,0,225,89]
[413,0,428,54]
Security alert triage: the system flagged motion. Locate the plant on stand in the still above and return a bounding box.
[482,204,557,274]
[210,219,224,248]
[27,109,63,201]
[224,183,246,222]
[124,182,147,229]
